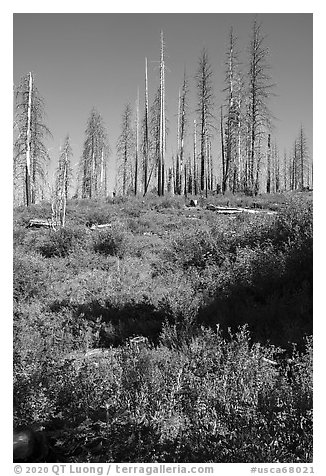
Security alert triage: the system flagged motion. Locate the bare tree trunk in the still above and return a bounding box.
[220,106,226,194]
[123,141,127,196]
[237,110,242,192]
[158,31,166,196]
[61,162,67,227]
[300,126,304,190]
[176,89,181,194]
[25,72,33,206]
[200,115,205,192]
[135,89,139,195]
[274,142,280,192]
[266,133,271,193]
[172,155,176,193]
[209,141,214,191]
[205,135,209,195]
[193,120,197,196]
[179,72,188,196]
[144,58,149,195]
[254,138,262,196]
[283,150,287,191]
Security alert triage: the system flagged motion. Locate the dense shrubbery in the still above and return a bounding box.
[13,325,312,462]
[92,226,130,258]
[13,192,313,462]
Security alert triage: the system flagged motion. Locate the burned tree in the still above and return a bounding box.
[176,70,189,195]
[297,125,310,190]
[158,30,166,196]
[195,48,215,193]
[116,104,135,196]
[246,18,274,195]
[79,109,109,199]
[53,135,73,227]
[134,89,140,195]
[222,28,244,193]
[14,72,51,206]
[143,58,150,195]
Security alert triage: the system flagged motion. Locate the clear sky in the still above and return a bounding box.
[13,13,313,193]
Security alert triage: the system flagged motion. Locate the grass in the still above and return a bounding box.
[13,191,313,462]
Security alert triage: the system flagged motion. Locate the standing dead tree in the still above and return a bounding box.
[290,139,298,191]
[290,125,310,190]
[147,88,161,194]
[222,28,244,193]
[14,72,51,206]
[193,119,199,196]
[116,104,135,196]
[297,125,310,190]
[283,149,288,191]
[246,18,274,195]
[134,89,140,195]
[79,109,109,199]
[53,135,73,227]
[266,133,271,193]
[143,58,150,195]
[158,30,166,196]
[175,70,189,195]
[272,139,280,193]
[195,48,215,193]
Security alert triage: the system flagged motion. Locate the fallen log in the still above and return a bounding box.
[206,204,277,215]
[86,223,112,231]
[206,204,244,213]
[27,219,60,229]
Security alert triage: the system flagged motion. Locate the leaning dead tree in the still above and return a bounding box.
[53,135,73,227]
[195,48,215,193]
[14,72,51,206]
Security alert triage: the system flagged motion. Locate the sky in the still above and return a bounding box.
[13,13,313,193]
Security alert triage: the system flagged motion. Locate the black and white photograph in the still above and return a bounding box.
[11,10,313,467]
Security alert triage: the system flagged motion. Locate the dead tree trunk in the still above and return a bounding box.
[220,106,226,194]
[25,72,33,207]
[143,58,149,195]
[158,31,166,196]
[135,89,139,195]
[193,119,198,196]
[266,133,271,193]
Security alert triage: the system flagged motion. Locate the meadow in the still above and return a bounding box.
[13,191,313,463]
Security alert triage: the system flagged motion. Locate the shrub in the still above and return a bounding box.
[169,229,227,270]
[13,249,48,301]
[37,227,87,258]
[92,227,129,258]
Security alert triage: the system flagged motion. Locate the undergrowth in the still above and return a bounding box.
[13,191,313,462]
